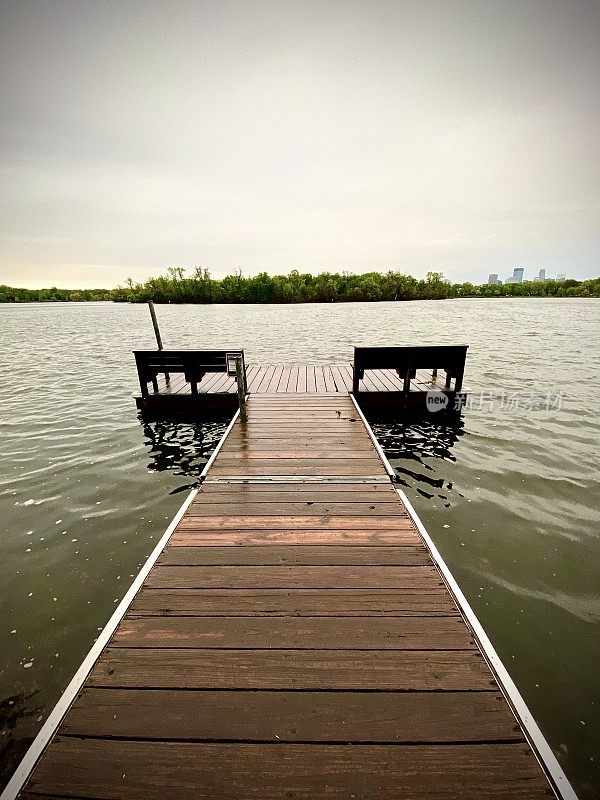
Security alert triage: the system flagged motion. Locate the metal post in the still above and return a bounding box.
[148,300,170,387]
[235,356,247,422]
[148,300,163,349]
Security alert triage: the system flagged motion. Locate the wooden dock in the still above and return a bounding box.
[8,394,567,799]
[134,362,467,415]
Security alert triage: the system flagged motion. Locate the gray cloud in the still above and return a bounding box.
[1,0,599,288]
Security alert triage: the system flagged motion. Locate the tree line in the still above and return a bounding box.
[2,269,599,304]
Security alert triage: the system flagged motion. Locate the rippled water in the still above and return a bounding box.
[1,299,599,797]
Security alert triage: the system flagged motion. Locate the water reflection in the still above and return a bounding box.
[370,415,466,503]
[0,690,41,787]
[139,417,229,491]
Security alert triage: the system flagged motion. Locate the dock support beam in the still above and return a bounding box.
[148,300,163,350]
[147,300,170,387]
[235,356,247,422]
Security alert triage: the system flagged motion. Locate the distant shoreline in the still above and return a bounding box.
[2,295,600,305]
[2,268,599,303]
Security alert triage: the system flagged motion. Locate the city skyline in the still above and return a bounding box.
[487,266,570,285]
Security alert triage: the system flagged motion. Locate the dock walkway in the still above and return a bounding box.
[16,394,555,798]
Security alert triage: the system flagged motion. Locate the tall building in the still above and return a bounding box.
[538,268,546,280]
[487,273,498,284]
[512,267,524,283]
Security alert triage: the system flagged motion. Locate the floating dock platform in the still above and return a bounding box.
[134,356,467,417]
[4,392,574,799]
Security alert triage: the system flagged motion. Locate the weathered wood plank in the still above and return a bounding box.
[220,438,371,448]
[287,364,299,392]
[256,364,276,392]
[251,399,347,405]
[297,364,307,392]
[222,436,370,444]
[266,364,284,392]
[169,529,423,546]
[213,451,377,460]
[144,565,442,590]
[187,502,409,516]
[63,688,522,742]
[128,588,458,616]
[111,615,473,649]
[197,487,398,500]
[222,416,364,423]
[89,647,497,690]
[241,410,359,417]
[209,462,384,476]
[177,515,411,530]
[156,545,430,566]
[196,489,398,502]
[25,740,551,799]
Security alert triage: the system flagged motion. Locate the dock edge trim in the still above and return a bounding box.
[0,409,241,800]
[350,394,578,800]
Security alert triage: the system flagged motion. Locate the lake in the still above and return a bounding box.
[0,298,599,797]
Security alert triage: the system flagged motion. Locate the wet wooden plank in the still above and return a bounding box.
[156,545,430,566]
[144,565,442,589]
[266,364,284,392]
[169,528,424,547]
[234,427,366,434]
[276,364,291,392]
[195,370,225,392]
[217,445,372,454]
[197,486,398,499]
[197,482,396,495]
[222,435,370,443]
[25,740,551,800]
[206,372,233,393]
[238,418,363,425]
[128,588,458,616]
[251,393,347,402]
[111,615,473,649]
[209,463,386,476]
[314,366,327,392]
[213,451,377,460]
[382,367,405,390]
[297,364,307,392]
[186,502,409,516]
[89,647,497,690]
[244,366,262,392]
[287,364,299,392]
[63,688,522,742]
[255,364,271,391]
[367,369,398,392]
[177,515,411,530]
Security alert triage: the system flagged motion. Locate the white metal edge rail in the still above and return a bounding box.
[0,409,241,800]
[199,407,241,479]
[350,394,578,800]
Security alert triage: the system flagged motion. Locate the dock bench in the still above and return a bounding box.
[133,349,247,397]
[353,345,468,395]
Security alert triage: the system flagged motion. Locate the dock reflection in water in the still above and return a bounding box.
[139,416,230,491]
[370,415,466,504]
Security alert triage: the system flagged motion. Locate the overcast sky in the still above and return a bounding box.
[1,0,598,288]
